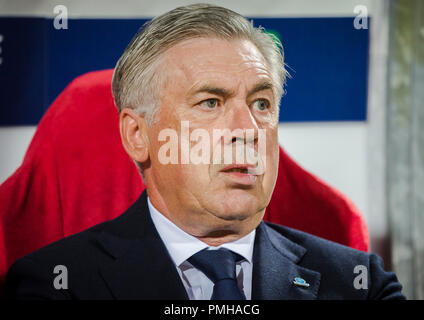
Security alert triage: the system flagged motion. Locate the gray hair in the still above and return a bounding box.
[112,3,287,124]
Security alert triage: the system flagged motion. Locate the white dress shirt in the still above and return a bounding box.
[147,197,255,300]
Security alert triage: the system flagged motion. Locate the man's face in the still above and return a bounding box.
[145,37,280,238]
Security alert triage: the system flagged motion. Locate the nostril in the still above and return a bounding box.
[232,136,243,143]
[231,136,257,144]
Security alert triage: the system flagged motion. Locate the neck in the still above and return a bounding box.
[146,185,262,247]
[196,231,250,247]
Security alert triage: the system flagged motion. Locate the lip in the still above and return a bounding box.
[219,164,259,185]
[220,164,256,172]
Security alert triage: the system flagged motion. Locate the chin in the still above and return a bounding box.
[208,190,265,222]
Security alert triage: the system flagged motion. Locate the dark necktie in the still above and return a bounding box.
[188,247,246,300]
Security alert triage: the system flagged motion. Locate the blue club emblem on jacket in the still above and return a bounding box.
[293,277,310,288]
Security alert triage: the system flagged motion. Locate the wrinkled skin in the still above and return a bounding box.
[120,37,280,246]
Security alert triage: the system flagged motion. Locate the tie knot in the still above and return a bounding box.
[188,248,242,284]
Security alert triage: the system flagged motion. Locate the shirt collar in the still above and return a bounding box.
[147,196,255,267]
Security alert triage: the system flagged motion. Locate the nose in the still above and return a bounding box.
[225,101,259,145]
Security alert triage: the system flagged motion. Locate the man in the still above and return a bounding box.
[6,4,404,300]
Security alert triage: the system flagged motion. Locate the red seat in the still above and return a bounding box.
[0,69,369,296]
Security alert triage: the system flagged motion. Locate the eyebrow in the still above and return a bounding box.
[190,81,274,100]
[248,81,274,98]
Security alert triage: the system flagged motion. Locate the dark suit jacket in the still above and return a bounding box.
[5,191,405,300]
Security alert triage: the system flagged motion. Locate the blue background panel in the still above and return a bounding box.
[47,19,148,106]
[253,18,369,122]
[0,18,48,126]
[0,17,369,126]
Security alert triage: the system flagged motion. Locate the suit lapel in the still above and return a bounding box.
[97,190,188,300]
[252,222,321,300]
[96,190,320,300]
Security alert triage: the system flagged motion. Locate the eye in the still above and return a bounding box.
[200,98,219,109]
[252,99,270,111]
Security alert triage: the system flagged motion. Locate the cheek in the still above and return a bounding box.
[264,133,279,177]
[176,164,215,196]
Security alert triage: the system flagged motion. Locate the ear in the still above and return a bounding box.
[119,108,149,164]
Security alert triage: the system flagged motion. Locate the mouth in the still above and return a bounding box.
[223,167,249,173]
[219,164,259,185]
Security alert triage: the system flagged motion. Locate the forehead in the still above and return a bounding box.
[159,37,273,89]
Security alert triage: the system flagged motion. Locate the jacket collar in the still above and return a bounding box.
[252,222,321,299]
[97,190,321,300]
[98,190,189,299]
